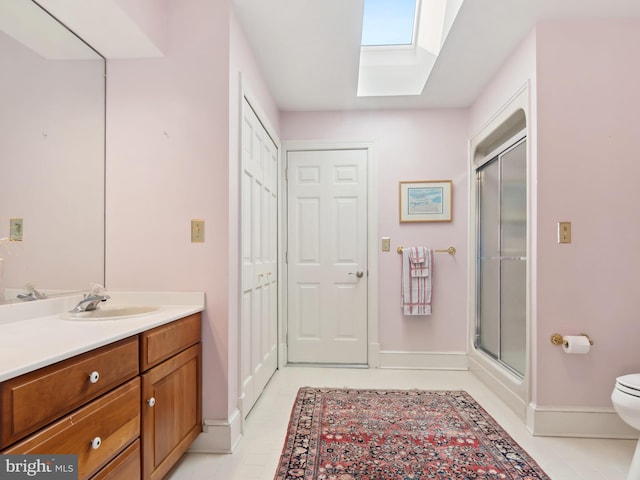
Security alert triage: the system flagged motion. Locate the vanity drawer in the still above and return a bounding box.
[92,438,140,480]
[140,313,201,371]
[2,378,141,480]
[0,336,139,448]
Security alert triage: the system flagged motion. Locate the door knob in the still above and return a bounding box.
[348,270,364,278]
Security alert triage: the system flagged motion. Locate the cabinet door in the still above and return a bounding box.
[141,343,202,480]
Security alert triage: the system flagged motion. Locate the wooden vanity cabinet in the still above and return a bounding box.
[140,313,202,480]
[0,312,202,480]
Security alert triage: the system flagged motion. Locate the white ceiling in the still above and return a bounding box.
[233,0,640,111]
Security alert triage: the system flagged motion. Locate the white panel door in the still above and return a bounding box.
[287,149,368,364]
[240,98,278,417]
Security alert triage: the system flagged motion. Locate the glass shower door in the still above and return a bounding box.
[476,138,527,376]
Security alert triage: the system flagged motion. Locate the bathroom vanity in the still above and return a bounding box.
[0,292,204,480]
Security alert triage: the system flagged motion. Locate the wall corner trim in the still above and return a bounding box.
[187,409,243,454]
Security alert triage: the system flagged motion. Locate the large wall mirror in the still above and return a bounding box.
[0,1,105,303]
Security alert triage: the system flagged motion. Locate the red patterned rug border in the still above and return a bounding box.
[275,387,550,480]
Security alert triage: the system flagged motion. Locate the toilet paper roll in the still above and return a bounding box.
[563,335,591,354]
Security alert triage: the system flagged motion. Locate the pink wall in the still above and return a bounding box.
[105,0,232,419]
[281,109,469,353]
[535,19,640,407]
[229,11,280,136]
[106,0,281,424]
[467,30,536,137]
[471,19,640,409]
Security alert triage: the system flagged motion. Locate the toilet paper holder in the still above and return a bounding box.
[550,333,594,347]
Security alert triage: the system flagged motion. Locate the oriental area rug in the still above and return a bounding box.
[274,387,550,480]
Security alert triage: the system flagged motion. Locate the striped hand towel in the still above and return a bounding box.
[402,247,434,315]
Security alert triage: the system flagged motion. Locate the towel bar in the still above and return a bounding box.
[396,246,456,256]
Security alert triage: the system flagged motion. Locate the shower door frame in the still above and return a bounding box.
[474,133,527,377]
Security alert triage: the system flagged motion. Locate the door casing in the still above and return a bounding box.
[281,141,379,368]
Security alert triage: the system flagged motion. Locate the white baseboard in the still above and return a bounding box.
[378,350,468,370]
[468,353,638,438]
[527,403,640,439]
[187,409,243,453]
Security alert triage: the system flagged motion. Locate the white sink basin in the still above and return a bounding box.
[62,305,160,321]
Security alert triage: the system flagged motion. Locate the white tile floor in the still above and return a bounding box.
[166,367,637,480]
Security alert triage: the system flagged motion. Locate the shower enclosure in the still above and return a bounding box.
[475,135,527,376]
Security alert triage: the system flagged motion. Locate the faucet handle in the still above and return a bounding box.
[89,283,107,296]
[19,283,46,300]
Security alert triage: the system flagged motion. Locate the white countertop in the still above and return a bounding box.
[0,291,205,382]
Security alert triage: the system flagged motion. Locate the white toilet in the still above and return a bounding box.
[612,374,640,480]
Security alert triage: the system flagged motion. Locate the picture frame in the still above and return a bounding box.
[399,180,452,223]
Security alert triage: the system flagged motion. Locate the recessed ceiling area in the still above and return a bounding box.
[232,0,640,112]
[357,0,463,98]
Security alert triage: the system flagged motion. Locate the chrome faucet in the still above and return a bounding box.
[70,291,110,313]
[17,284,46,301]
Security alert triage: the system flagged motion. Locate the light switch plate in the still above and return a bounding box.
[381,237,390,252]
[10,218,23,241]
[558,221,571,244]
[191,219,205,243]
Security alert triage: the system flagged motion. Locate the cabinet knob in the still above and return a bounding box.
[88,371,100,384]
[91,437,102,450]
[147,397,156,407]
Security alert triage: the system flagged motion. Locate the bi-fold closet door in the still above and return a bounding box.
[240,98,278,417]
[475,135,527,376]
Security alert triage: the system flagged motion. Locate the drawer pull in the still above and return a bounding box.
[91,436,102,450]
[88,371,100,384]
[147,397,156,407]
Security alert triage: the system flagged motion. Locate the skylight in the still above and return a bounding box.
[357,0,465,97]
[361,0,417,47]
